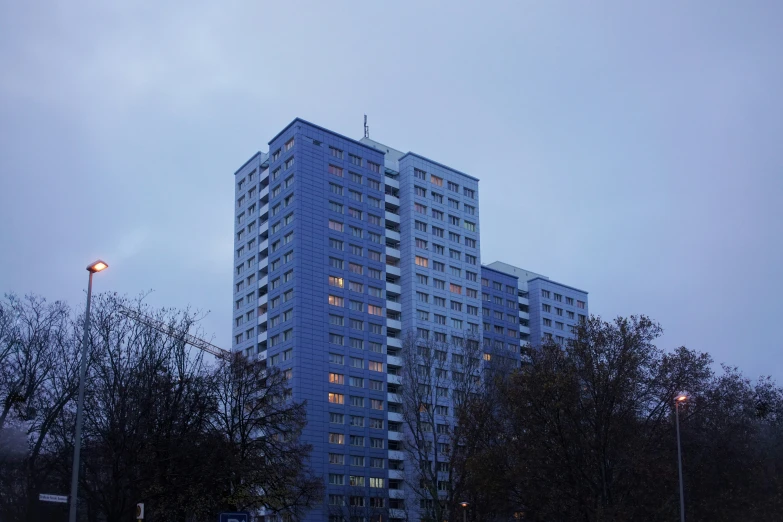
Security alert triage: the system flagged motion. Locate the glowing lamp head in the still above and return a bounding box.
[460,502,469,508]
[87,260,109,273]
[675,392,689,402]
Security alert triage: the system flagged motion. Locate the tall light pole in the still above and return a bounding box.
[459,501,469,522]
[69,260,108,522]
[674,392,688,522]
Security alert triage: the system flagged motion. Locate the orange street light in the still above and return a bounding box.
[674,392,689,522]
[70,259,109,522]
[87,260,109,273]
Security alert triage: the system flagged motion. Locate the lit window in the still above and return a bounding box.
[415,256,429,267]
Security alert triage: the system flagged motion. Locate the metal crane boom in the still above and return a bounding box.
[117,305,231,360]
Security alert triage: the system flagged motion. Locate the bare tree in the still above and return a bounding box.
[398,329,498,522]
[0,294,80,522]
[208,353,322,519]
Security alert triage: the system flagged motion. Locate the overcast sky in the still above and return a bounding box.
[1,1,781,379]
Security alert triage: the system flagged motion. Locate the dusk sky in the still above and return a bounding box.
[1,1,781,379]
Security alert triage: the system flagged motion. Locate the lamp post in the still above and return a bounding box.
[674,392,688,522]
[68,260,108,522]
[459,501,469,522]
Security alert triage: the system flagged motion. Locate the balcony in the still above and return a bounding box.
[386,281,401,295]
[387,337,402,349]
[386,318,402,331]
[387,265,401,278]
[257,312,267,325]
[385,228,401,242]
[388,469,405,480]
[387,373,401,385]
[384,194,400,207]
[388,430,403,441]
[385,246,401,261]
[257,330,267,343]
[385,176,400,189]
[387,300,402,313]
[518,310,529,319]
[387,354,402,367]
[385,211,400,224]
[257,293,268,307]
[389,489,405,499]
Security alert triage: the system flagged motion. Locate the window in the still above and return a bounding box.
[568,311,575,319]
[417,292,429,303]
[414,168,426,179]
[329,295,344,307]
[465,254,477,265]
[432,209,444,220]
[449,232,460,242]
[368,231,381,243]
[450,283,462,294]
[463,187,475,198]
[329,164,343,177]
[350,172,362,185]
[415,185,427,197]
[329,473,345,486]
[466,288,477,298]
[566,297,574,305]
[370,457,385,469]
[350,226,362,238]
[329,257,344,270]
[349,475,365,487]
[448,198,459,209]
[329,333,344,345]
[415,220,427,232]
[432,191,443,203]
[432,226,444,237]
[370,399,384,410]
[350,415,365,427]
[329,201,343,214]
[415,238,428,250]
[415,203,427,214]
[348,263,363,275]
[350,338,363,350]
[368,161,381,173]
[350,244,363,256]
[541,289,551,298]
[331,146,343,159]
[285,156,294,169]
[369,361,383,372]
[330,412,344,424]
[451,301,463,312]
[433,243,444,254]
[434,278,445,289]
[543,318,552,327]
[329,453,345,465]
[556,322,564,330]
[349,189,362,202]
[348,207,362,220]
[368,268,382,280]
[329,392,344,404]
[434,314,446,325]
[415,256,429,268]
[370,437,384,448]
[431,174,443,186]
[464,221,476,232]
[449,249,461,260]
[370,380,384,391]
[577,300,586,309]
[542,303,551,312]
[349,300,363,312]
[329,433,345,445]
[350,357,364,369]
[449,215,460,226]
[329,372,344,384]
[329,276,344,288]
[434,296,446,307]
[284,138,295,151]
[349,376,364,387]
[329,353,345,365]
[465,203,475,215]
[367,249,381,261]
[433,261,445,272]
[367,178,380,190]
[368,213,381,226]
[556,307,563,316]
[350,455,365,467]
[370,477,384,488]
[554,293,562,302]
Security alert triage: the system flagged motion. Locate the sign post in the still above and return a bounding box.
[219,513,249,522]
[136,503,145,520]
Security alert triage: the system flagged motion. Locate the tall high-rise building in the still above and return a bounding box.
[231,119,588,521]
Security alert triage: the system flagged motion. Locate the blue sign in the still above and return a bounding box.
[219,513,249,522]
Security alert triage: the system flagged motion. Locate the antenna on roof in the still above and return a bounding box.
[364,114,369,139]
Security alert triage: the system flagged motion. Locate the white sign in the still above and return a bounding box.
[39,493,68,503]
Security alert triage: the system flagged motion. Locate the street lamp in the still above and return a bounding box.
[68,260,108,522]
[674,392,689,522]
[459,501,469,522]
